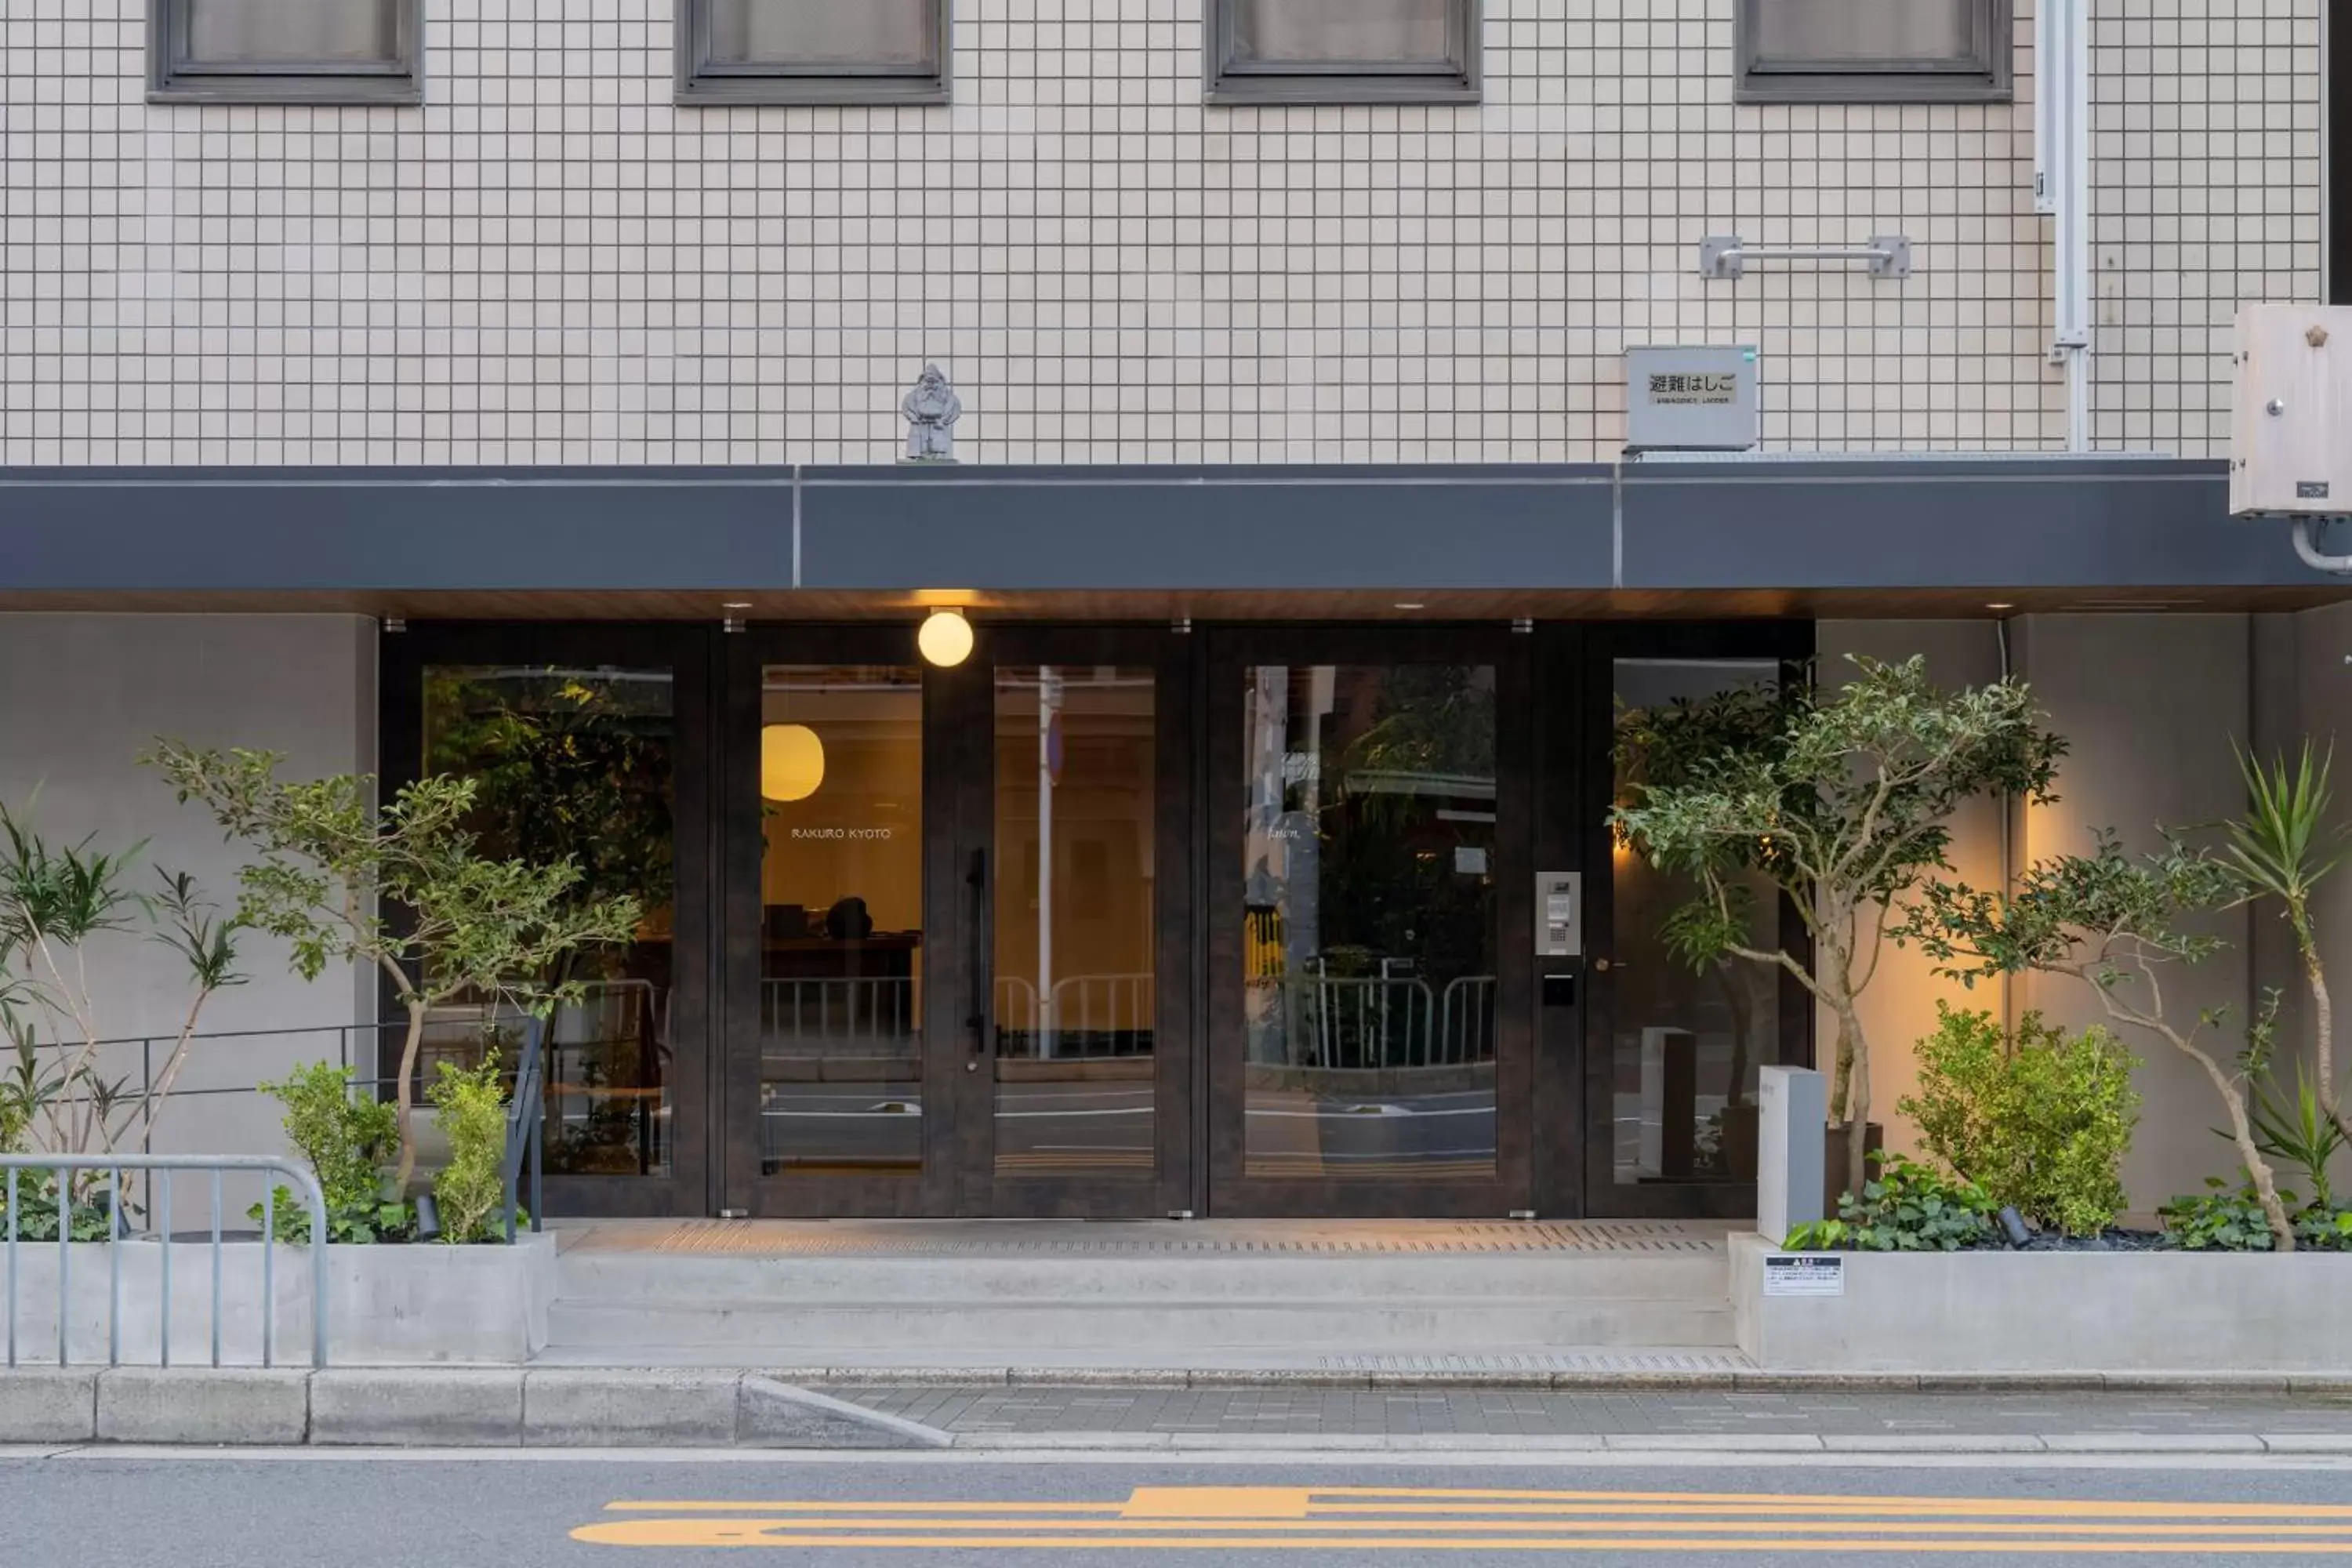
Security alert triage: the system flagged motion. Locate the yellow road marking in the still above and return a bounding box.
[573,1517,2352,1537]
[572,1524,2352,1554]
[603,1486,2352,1521]
[578,1484,2352,1553]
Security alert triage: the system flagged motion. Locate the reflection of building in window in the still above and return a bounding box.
[1241,662,1501,1181]
[1610,659,1787,1185]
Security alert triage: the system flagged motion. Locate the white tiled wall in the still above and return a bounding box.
[0,1,2325,466]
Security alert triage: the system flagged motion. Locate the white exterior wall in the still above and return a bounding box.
[0,1,2325,467]
[0,614,376,1164]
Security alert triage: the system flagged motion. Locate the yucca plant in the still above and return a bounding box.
[2245,1059,2347,1211]
[2227,742,2352,1146]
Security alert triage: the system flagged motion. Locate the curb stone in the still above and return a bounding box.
[310,1368,524,1447]
[95,1367,309,1446]
[0,1368,97,1443]
[524,1369,742,1448]
[738,1377,954,1450]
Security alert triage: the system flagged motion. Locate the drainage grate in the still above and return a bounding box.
[568,1218,1728,1258]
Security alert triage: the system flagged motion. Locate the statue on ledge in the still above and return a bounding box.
[902,364,963,463]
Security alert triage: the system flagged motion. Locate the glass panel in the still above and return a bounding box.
[993,666,1157,1180]
[1232,0,1452,67]
[706,0,939,70]
[1241,665,1497,1182]
[186,0,400,64]
[1751,0,1976,67]
[756,666,926,1176]
[421,665,677,1178]
[1610,659,1786,1186]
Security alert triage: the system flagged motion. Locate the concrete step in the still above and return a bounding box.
[543,1297,1737,1356]
[553,1250,1730,1305]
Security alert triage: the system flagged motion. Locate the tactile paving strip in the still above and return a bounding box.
[568,1218,1726,1258]
[1316,1350,1752,1374]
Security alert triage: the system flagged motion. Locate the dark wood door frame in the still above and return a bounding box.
[1576,619,1817,1221]
[947,623,1197,1220]
[1203,624,1537,1219]
[379,621,719,1220]
[723,622,1196,1219]
[721,626,960,1218]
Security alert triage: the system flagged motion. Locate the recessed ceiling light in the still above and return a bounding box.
[721,601,753,610]
[1984,602,2015,612]
[1394,601,1426,611]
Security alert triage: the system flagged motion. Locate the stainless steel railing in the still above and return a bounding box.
[2,1154,328,1370]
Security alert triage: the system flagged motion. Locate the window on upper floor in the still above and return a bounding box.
[676,0,949,106]
[1205,0,1479,106]
[1734,0,2012,104]
[147,0,422,104]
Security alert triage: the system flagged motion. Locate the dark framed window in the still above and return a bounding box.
[1206,0,1479,106]
[1734,0,2011,105]
[677,0,949,107]
[147,0,422,105]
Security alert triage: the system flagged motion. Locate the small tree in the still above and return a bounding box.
[0,802,244,1175]
[2226,742,2352,1148]
[1611,655,2066,1198]
[1900,830,2298,1249]
[149,743,641,1192]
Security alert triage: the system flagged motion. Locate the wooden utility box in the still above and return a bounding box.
[2231,304,2352,517]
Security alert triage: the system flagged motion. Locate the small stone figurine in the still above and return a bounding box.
[902,363,963,462]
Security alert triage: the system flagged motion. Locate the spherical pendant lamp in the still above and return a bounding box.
[760,723,826,803]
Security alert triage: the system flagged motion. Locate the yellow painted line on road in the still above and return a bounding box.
[1302,1485,2352,1517]
[576,1484,2352,1552]
[602,1486,2352,1521]
[573,1523,2352,1553]
[575,1516,2352,1537]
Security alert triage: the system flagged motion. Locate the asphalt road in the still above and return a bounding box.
[9,1450,2352,1566]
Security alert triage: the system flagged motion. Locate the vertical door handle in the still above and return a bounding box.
[966,847,989,1054]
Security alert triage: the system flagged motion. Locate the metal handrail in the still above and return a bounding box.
[2,1154,328,1370]
[1699,234,1913,280]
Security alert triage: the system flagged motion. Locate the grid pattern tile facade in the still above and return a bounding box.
[0,1,2325,467]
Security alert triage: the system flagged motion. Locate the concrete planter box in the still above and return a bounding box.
[3,1231,555,1366]
[1732,1232,2352,1374]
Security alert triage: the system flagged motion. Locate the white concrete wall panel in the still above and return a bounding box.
[0,613,376,1164]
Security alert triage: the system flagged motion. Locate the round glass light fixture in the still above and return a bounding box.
[918,608,975,668]
[760,723,826,803]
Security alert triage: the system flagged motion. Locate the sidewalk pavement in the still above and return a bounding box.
[7,1367,2352,1453]
[822,1382,2352,1454]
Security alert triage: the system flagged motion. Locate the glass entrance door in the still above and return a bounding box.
[1206,628,1535,1218]
[724,626,1192,1218]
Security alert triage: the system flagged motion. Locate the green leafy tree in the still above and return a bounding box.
[1898,1003,2140,1236]
[1610,655,2066,1197]
[147,743,641,1192]
[0,801,244,1176]
[1900,829,2298,1249]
